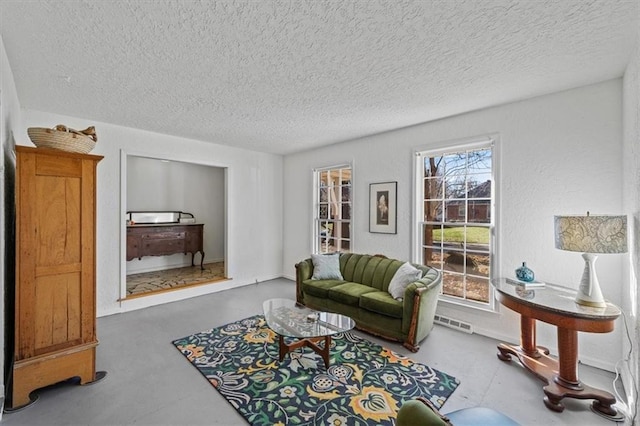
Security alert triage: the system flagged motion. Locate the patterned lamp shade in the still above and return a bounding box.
[554,214,627,254]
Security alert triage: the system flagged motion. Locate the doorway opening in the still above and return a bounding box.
[122,154,228,299]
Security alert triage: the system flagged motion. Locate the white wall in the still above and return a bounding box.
[622,35,639,421]
[284,79,626,371]
[15,109,284,317]
[126,156,225,273]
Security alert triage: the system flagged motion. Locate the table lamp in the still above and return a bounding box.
[554,213,627,308]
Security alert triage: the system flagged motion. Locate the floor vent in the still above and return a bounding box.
[434,314,474,334]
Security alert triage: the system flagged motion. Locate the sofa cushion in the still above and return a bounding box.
[341,254,362,282]
[388,262,423,300]
[360,291,403,319]
[359,255,383,287]
[302,279,345,299]
[311,252,344,280]
[327,282,377,306]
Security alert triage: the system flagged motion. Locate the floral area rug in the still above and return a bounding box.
[172,315,459,425]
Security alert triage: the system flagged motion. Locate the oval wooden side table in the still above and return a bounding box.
[492,278,623,421]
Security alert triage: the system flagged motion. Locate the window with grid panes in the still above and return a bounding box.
[314,166,352,254]
[415,141,493,306]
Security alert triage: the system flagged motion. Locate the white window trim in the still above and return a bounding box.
[312,163,353,254]
[411,134,501,312]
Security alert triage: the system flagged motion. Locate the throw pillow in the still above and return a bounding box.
[388,262,423,300]
[311,253,344,280]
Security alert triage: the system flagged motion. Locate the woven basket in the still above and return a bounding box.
[27,125,97,154]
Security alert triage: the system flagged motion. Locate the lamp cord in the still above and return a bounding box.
[613,310,638,424]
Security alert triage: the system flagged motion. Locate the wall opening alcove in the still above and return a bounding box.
[122,154,227,299]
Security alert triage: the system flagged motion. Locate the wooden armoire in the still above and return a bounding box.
[10,146,104,409]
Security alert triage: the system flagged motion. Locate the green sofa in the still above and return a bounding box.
[295,253,442,352]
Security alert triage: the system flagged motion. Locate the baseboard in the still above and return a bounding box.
[97,307,123,318]
[0,384,4,421]
[578,354,616,373]
[113,275,287,314]
[473,325,617,372]
[282,273,295,281]
[472,325,517,347]
[119,279,237,313]
[99,274,289,317]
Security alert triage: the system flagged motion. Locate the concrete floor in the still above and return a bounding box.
[1,279,628,425]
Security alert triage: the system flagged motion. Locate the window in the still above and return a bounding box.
[414,139,494,307]
[314,166,352,254]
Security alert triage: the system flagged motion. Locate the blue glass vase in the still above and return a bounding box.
[515,262,535,282]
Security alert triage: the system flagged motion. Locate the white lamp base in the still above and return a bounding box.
[575,253,607,308]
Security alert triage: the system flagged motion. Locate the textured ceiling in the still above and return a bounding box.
[1,1,638,155]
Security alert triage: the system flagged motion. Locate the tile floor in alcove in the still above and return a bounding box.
[126,261,226,296]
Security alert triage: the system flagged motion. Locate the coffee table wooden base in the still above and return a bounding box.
[279,335,331,368]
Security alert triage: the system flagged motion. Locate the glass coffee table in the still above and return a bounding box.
[262,298,355,368]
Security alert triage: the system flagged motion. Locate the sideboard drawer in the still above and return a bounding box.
[141,231,186,241]
[143,238,186,256]
[126,223,205,268]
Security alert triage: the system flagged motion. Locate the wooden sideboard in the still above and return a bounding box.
[126,223,204,269]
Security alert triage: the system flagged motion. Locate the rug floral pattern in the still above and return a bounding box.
[173,315,459,425]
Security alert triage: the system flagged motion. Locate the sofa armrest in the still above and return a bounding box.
[402,269,441,305]
[295,258,313,303]
[402,269,442,351]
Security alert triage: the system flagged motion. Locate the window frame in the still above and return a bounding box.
[412,135,500,312]
[312,164,353,254]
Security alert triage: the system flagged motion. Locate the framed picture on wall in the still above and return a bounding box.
[369,181,397,234]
